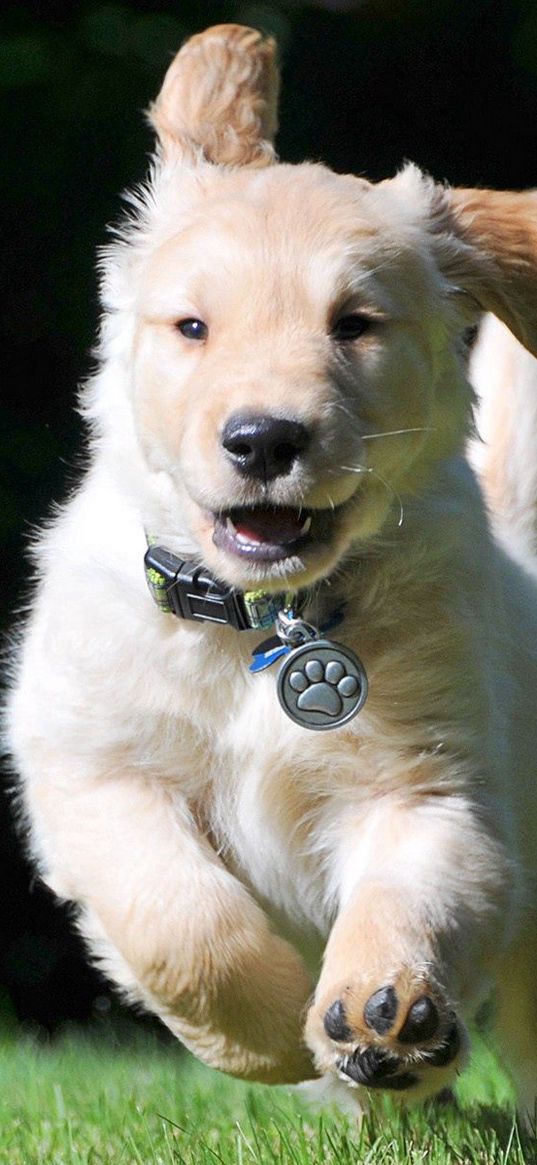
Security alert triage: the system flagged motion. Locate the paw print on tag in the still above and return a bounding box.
[277,640,368,731]
[289,658,359,715]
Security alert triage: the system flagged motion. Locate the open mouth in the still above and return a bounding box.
[212,505,335,562]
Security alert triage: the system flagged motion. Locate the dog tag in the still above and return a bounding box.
[277,639,368,731]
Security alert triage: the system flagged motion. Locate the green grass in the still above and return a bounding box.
[0,1023,534,1165]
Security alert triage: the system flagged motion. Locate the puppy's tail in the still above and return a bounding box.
[468,314,537,573]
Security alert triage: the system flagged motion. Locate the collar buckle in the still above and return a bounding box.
[144,545,290,631]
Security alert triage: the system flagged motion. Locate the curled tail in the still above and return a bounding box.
[468,314,537,575]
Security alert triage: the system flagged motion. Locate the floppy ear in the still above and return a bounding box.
[148,24,279,168]
[440,187,537,357]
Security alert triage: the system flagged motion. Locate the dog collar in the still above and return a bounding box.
[144,543,298,631]
[144,542,368,731]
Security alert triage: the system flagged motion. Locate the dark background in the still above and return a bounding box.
[1,0,537,1033]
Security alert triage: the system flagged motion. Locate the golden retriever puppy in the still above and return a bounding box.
[7,25,537,1121]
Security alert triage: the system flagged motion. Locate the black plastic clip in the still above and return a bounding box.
[144,546,251,630]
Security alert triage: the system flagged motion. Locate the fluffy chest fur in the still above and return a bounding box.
[13,454,514,945]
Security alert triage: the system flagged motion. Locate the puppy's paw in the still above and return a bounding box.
[305,968,467,1101]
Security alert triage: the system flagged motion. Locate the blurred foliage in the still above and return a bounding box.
[1,0,537,1027]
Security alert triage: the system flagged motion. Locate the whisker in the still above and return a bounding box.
[329,400,364,429]
[341,464,404,528]
[361,426,435,441]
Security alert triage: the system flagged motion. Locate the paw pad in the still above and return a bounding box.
[323,999,354,1042]
[364,985,399,1034]
[317,978,462,1097]
[398,995,440,1043]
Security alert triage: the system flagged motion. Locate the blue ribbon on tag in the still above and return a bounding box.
[249,638,290,673]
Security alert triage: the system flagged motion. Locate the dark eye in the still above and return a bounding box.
[331,314,371,342]
[176,318,208,341]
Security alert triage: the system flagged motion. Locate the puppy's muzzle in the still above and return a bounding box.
[221,412,310,483]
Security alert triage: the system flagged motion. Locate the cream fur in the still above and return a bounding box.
[6,24,537,1123]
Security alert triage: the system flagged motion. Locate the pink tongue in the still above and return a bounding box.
[234,507,306,545]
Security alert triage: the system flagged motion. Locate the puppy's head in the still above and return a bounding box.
[100,25,537,592]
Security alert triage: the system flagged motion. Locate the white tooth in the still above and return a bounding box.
[224,515,260,547]
[300,515,312,535]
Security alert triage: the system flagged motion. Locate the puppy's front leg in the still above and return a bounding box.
[305,796,516,1101]
[29,770,314,1083]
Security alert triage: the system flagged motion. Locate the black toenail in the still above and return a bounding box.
[364,985,399,1034]
[339,1047,417,1091]
[398,995,439,1043]
[424,1022,461,1067]
[323,999,354,1042]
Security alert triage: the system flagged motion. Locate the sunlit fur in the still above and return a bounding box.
[469,314,537,576]
[6,25,537,1122]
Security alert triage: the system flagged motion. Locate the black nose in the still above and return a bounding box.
[221,413,310,482]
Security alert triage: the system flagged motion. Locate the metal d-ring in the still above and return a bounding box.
[275,609,320,648]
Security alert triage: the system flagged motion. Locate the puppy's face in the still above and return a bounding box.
[130,162,471,590]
